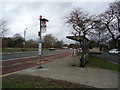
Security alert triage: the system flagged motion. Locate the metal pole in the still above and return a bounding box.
[38,16,48,68]
[38,17,43,68]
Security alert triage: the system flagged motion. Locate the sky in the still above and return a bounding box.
[0,0,114,44]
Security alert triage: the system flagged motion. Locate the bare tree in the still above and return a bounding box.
[55,40,64,48]
[43,34,57,48]
[26,39,38,48]
[65,8,96,38]
[90,18,110,45]
[98,1,120,48]
[109,1,120,33]
[65,8,97,67]
[0,20,9,37]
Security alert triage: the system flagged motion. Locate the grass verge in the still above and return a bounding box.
[2,48,23,52]
[2,48,38,52]
[2,74,95,88]
[86,55,120,72]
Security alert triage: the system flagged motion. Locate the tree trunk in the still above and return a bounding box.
[106,24,117,48]
[113,39,117,48]
[80,32,86,67]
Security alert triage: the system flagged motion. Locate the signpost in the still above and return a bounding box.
[38,15,49,68]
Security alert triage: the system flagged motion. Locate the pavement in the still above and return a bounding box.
[17,56,119,88]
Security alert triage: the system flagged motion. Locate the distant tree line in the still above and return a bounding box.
[2,33,37,48]
[2,33,64,49]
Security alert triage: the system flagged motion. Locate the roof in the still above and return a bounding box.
[40,18,49,22]
[66,36,89,42]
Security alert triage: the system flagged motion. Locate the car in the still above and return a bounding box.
[69,48,73,50]
[109,49,117,54]
[114,49,120,55]
[109,49,120,55]
[49,48,55,51]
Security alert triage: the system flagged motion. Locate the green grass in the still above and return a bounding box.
[86,55,120,71]
[2,80,29,88]
[2,48,23,52]
[26,48,38,51]
[2,74,93,88]
[2,48,38,52]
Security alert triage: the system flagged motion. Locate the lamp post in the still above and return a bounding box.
[23,28,27,51]
[38,15,49,68]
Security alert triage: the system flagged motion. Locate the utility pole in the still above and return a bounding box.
[38,15,49,68]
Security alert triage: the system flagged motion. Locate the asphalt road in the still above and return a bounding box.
[2,50,119,64]
[1,49,72,61]
[100,52,120,64]
[2,52,72,75]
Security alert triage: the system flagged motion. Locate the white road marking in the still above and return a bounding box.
[1,51,37,55]
[0,71,20,78]
[12,63,21,66]
[2,53,58,61]
[2,56,38,61]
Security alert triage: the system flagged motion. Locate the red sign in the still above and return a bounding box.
[40,15,42,19]
[41,21,46,25]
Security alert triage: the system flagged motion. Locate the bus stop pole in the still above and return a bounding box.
[38,16,42,69]
[38,16,48,69]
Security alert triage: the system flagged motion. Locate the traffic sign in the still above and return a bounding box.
[41,21,47,33]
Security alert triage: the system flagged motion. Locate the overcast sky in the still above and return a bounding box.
[0,0,114,44]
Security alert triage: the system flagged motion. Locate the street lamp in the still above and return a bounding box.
[23,28,27,51]
[38,15,49,68]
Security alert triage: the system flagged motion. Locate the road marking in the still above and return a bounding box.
[2,53,54,61]
[2,51,37,55]
[26,60,38,63]
[12,63,21,66]
[2,59,47,67]
[37,61,44,64]
[2,56,38,61]
[0,71,20,78]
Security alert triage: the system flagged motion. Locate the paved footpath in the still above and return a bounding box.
[17,56,119,88]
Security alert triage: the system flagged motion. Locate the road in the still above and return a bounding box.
[1,49,72,75]
[1,49,72,61]
[100,52,120,64]
[1,50,119,76]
